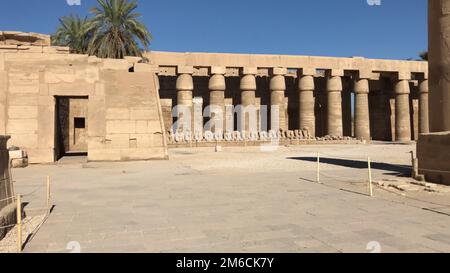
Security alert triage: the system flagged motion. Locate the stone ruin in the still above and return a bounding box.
[0,136,16,240]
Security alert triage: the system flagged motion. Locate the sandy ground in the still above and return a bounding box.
[4,142,450,253]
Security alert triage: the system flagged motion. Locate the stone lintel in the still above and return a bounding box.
[299,68,316,76]
[415,72,428,81]
[271,67,288,76]
[358,69,374,79]
[397,71,412,81]
[328,69,344,77]
[134,63,159,73]
[177,66,194,74]
[242,67,258,75]
[210,66,226,75]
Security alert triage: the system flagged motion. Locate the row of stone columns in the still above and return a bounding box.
[174,66,430,142]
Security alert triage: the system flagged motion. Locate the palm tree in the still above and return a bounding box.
[419,51,428,61]
[51,15,94,54]
[88,0,152,59]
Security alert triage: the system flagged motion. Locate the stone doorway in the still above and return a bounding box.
[55,96,89,161]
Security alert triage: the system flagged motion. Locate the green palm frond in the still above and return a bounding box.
[51,15,94,54]
[88,0,152,59]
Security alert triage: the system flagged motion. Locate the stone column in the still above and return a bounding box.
[270,68,287,131]
[394,76,412,142]
[429,0,450,132]
[326,70,344,137]
[175,66,194,132]
[240,67,257,133]
[298,68,316,137]
[354,77,371,140]
[419,79,430,134]
[208,67,226,134]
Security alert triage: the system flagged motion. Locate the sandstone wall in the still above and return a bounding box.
[417,132,450,185]
[0,39,168,163]
[88,69,168,161]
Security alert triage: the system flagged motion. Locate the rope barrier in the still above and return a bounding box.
[20,186,45,197]
[0,223,16,230]
[0,195,16,203]
[318,152,370,161]
[320,172,368,184]
[310,150,450,210]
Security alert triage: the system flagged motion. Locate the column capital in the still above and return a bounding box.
[394,79,411,95]
[354,78,370,94]
[210,66,226,75]
[298,75,315,91]
[240,74,257,91]
[270,74,286,91]
[177,66,194,75]
[209,74,226,91]
[326,75,343,92]
[176,73,194,90]
[419,79,429,94]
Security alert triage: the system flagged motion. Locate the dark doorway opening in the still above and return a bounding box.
[55,96,89,161]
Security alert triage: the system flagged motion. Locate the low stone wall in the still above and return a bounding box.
[168,130,362,148]
[417,132,450,185]
[0,136,16,240]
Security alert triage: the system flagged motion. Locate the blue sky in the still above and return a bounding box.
[0,0,427,60]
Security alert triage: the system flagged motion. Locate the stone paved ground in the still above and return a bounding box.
[10,142,450,253]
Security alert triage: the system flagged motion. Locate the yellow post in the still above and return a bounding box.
[317,152,320,183]
[16,194,22,253]
[46,176,51,216]
[368,157,373,197]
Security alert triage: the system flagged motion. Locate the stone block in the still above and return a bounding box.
[6,119,38,134]
[8,134,38,149]
[106,134,131,148]
[7,105,38,119]
[101,59,130,71]
[299,68,316,76]
[106,108,130,120]
[418,132,450,185]
[328,69,344,77]
[106,120,136,134]
[177,66,194,74]
[211,66,226,75]
[242,67,258,75]
[272,67,288,75]
[134,63,158,73]
[130,108,153,120]
[398,71,412,80]
[136,121,149,134]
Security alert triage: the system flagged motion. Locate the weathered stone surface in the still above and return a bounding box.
[0,136,15,240]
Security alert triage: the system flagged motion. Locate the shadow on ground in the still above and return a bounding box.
[288,157,412,177]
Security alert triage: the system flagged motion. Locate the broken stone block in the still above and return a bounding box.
[8,148,28,168]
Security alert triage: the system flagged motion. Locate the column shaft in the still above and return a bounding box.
[270,75,287,131]
[395,80,412,141]
[298,75,315,136]
[240,74,257,132]
[326,76,343,136]
[419,79,430,134]
[354,78,371,140]
[209,74,226,133]
[429,0,450,132]
[176,73,194,132]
